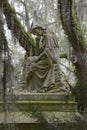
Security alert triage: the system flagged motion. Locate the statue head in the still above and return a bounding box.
[30,23,46,36]
[30,23,59,49]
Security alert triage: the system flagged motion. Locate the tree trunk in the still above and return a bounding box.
[58,0,87,112]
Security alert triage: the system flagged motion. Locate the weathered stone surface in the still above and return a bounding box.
[0,93,75,101]
[0,94,77,112]
[0,112,83,123]
[0,93,83,126]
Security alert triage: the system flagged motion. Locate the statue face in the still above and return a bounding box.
[31,27,44,36]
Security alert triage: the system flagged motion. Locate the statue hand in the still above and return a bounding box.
[30,62,36,71]
[25,63,36,80]
[27,56,38,65]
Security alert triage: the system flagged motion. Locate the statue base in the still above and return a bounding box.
[0,93,83,129]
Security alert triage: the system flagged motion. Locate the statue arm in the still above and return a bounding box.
[45,48,53,58]
[44,48,57,64]
[36,48,56,64]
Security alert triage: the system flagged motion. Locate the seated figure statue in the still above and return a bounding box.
[24,26,70,93]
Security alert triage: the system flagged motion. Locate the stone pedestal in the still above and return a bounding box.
[0,93,84,130]
[0,93,82,120]
[0,93,77,112]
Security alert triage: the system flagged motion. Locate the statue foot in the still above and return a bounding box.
[47,84,54,91]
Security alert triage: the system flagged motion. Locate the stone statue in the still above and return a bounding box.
[24,26,69,93]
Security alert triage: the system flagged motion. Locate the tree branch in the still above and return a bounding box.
[1,0,35,55]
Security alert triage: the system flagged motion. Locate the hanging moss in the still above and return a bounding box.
[71,0,87,49]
